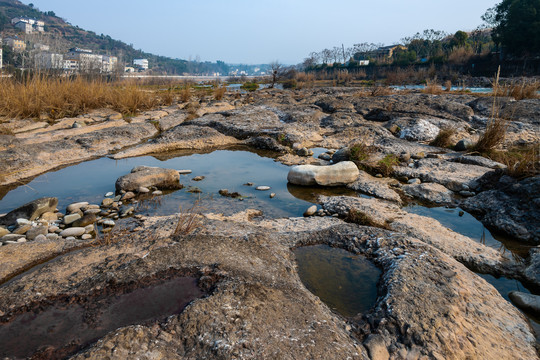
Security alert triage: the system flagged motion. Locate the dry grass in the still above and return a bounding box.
[376,154,399,177]
[429,127,456,148]
[0,76,174,120]
[495,81,539,100]
[370,86,394,96]
[213,86,227,100]
[422,79,444,95]
[488,144,539,179]
[349,142,374,162]
[173,200,204,236]
[448,46,474,65]
[179,86,192,103]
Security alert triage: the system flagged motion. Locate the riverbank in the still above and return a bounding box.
[0,86,539,359]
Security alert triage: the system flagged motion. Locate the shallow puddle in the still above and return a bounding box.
[405,205,533,259]
[0,147,357,219]
[293,245,380,317]
[0,276,204,359]
[479,273,540,343]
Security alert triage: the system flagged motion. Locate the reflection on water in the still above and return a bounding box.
[0,147,355,219]
[405,205,533,260]
[293,245,380,317]
[479,273,540,343]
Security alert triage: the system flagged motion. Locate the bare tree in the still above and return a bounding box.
[269,61,283,88]
[321,48,332,64]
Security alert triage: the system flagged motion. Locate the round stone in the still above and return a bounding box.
[256,186,271,191]
[59,227,86,237]
[303,205,318,217]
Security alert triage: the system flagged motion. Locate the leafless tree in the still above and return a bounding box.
[321,48,332,64]
[269,61,283,88]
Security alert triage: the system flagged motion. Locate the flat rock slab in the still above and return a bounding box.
[347,170,401,203]
[402,182,455,205]
[288,161,360,186]
[115,166,182,192]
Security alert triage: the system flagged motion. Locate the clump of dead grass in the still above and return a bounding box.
[487,143,539,179]
[422,79,444,95]
[213,86,227,101]
[430,127,457,148]
[173,200,204,236]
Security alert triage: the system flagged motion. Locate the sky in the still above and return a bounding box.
[23,0,500,65]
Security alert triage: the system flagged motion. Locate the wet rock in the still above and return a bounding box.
[116,166,182,192]
[218,189,242,198]
[59,227,86,237]
[461,175,540,244]
[105,191,114,197]
[152,190,163,196]
[138,186,150,193]
[72,214,97,228]
[0,197,58,226]
[318,153,332,161]
[121,192,136,201]
[508,291,540,317]
[256,186,271,191]
[63,213,82,225]
[303,205,317,217]
[102,198,114,207]
[269,193,276,198]
[25,225,48,241]
[288,161,360,186]
[402,183,455,205]
[331,147,350,163]
[66,202,89,213]
[296,147,313,157]
[192,176,205,182]
[455,139,472,151]
[178,170,192,175]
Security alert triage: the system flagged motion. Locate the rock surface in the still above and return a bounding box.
[0,197,58,226]
[287,161,360,186]
[115,166,182,192]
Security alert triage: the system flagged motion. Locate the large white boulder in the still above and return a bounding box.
[287,161,359,186]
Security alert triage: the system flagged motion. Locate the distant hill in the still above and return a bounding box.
[0,0,231,74]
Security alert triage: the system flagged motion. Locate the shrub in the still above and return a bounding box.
[241,82,258,92]
[429,127,456,148]
[376,154,399,176]
[349,142,374,162]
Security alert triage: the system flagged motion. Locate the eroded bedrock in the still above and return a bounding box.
[0,212,536,359]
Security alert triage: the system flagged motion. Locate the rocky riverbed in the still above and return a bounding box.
[0,87,539,359]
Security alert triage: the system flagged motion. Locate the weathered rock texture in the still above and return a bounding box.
[115,166,182,192]
[287,161,360,186]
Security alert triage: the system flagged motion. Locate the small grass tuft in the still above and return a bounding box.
[349,142,374,162]
[173,200,204,236]
[486,143,539,179]
[429,127,457,148]
[376,154,399,177]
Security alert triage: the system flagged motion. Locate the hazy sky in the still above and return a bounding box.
[23,0,500,64]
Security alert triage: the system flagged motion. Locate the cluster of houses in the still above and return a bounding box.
[10,16,45,34]
[0,15,151,74]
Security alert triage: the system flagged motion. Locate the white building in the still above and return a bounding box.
[35,52,64,70]
[34,43,50,51]
[65,48,103,73]
[63,59,79,72]
[102,55,118,73]
[133,58,149,70]
[14,21,33,34]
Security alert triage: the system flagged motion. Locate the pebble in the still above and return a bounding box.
[460,191,475,197]
[138,186,150,193]
[63,213,82,225]
[65,236,76,241]
[407,178,421,185]
[40,212,59,222]
[60,227,86,237]
[105,192,114,197]
[81,234,93,240]
[243,182,254,186]
[113,195,122,202]
[85,224,95,233]
[66,202,89,213]
[84,209,101,215]
[152,190,163,196]
[46,233,59,241]
[192,176,205,181]
[269,193,276,198]
[86,204,101,210]
[13,224,32,235]
[34,234,47,242]
[256,186,271,191]
[103,219,116,227]
[121,207,135,217]
[303,205,318,217]
[16,238,27,243]
[16,218,31,226]
[178,169,192,174]
[102,198,114,207]
[1,234,25,242]
[122,192,136,201]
